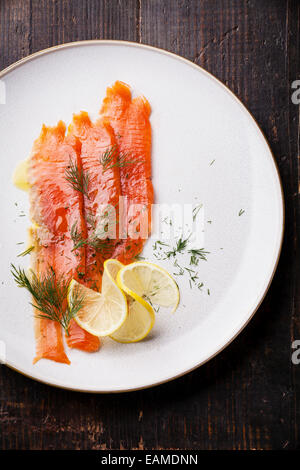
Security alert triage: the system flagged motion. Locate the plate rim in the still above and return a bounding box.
[0,39,285,393]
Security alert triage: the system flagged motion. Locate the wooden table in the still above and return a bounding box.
[0,0,299,450]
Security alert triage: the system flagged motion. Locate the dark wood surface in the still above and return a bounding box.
[0,0,299,450]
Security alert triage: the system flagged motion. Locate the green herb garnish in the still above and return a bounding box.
[166,234,191,258]
[17,246,34,257]
[188,248,209,262]
[10,264,84,335]
[99,145,135,172]
[192,204,203,221]
[65,158,89,197]
[70,221,113,255]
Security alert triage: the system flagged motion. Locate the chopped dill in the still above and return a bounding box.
[189,254,199,266]
[150,216,212,296]
[238,209,245,216]
[184,267,199,284]
[143,294,160,313]
[17,246,34,257]
[184,267,195,275]
[173,259,184,276]
[188,248,209,262]
[76,269,85,280]
[70,221,113,255]
[209,159,215,166]
[78,234,112,254]
[192,204,203,221]
[70,222,85,251]
[86,212,97,229]
[162,216,173,226]
[153,240,169,251]
[134,254,145,261]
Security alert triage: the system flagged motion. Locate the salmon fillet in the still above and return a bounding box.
[68,111,121,290]
[30,234,70,365]
[28,122,99,363]
[65,112,121,351]
[100,81,153,263]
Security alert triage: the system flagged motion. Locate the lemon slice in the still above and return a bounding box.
[68,259,127,336]
[117,261,180,313]
[110,296,155,343]
[106,261,155,343]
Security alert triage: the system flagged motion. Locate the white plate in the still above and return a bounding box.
[0,41,284,392]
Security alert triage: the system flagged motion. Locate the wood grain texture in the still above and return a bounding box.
[0,0,299,450]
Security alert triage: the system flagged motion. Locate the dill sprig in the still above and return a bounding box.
[165,234,191,258]
[17,246,34,257]
[65,158,89,197]
[10,264,84,335]
[99,145,135,172]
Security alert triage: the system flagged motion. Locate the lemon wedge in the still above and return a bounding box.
[68,259,127,336]
[117,261,180,313]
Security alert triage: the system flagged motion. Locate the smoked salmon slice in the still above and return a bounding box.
[65,112,121,352]
[66,319,100,352]
[100,81,153,263]
[30,229,70,365]
[68,111,121,291]
[28,121,100,362]
[28,122,81,363]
